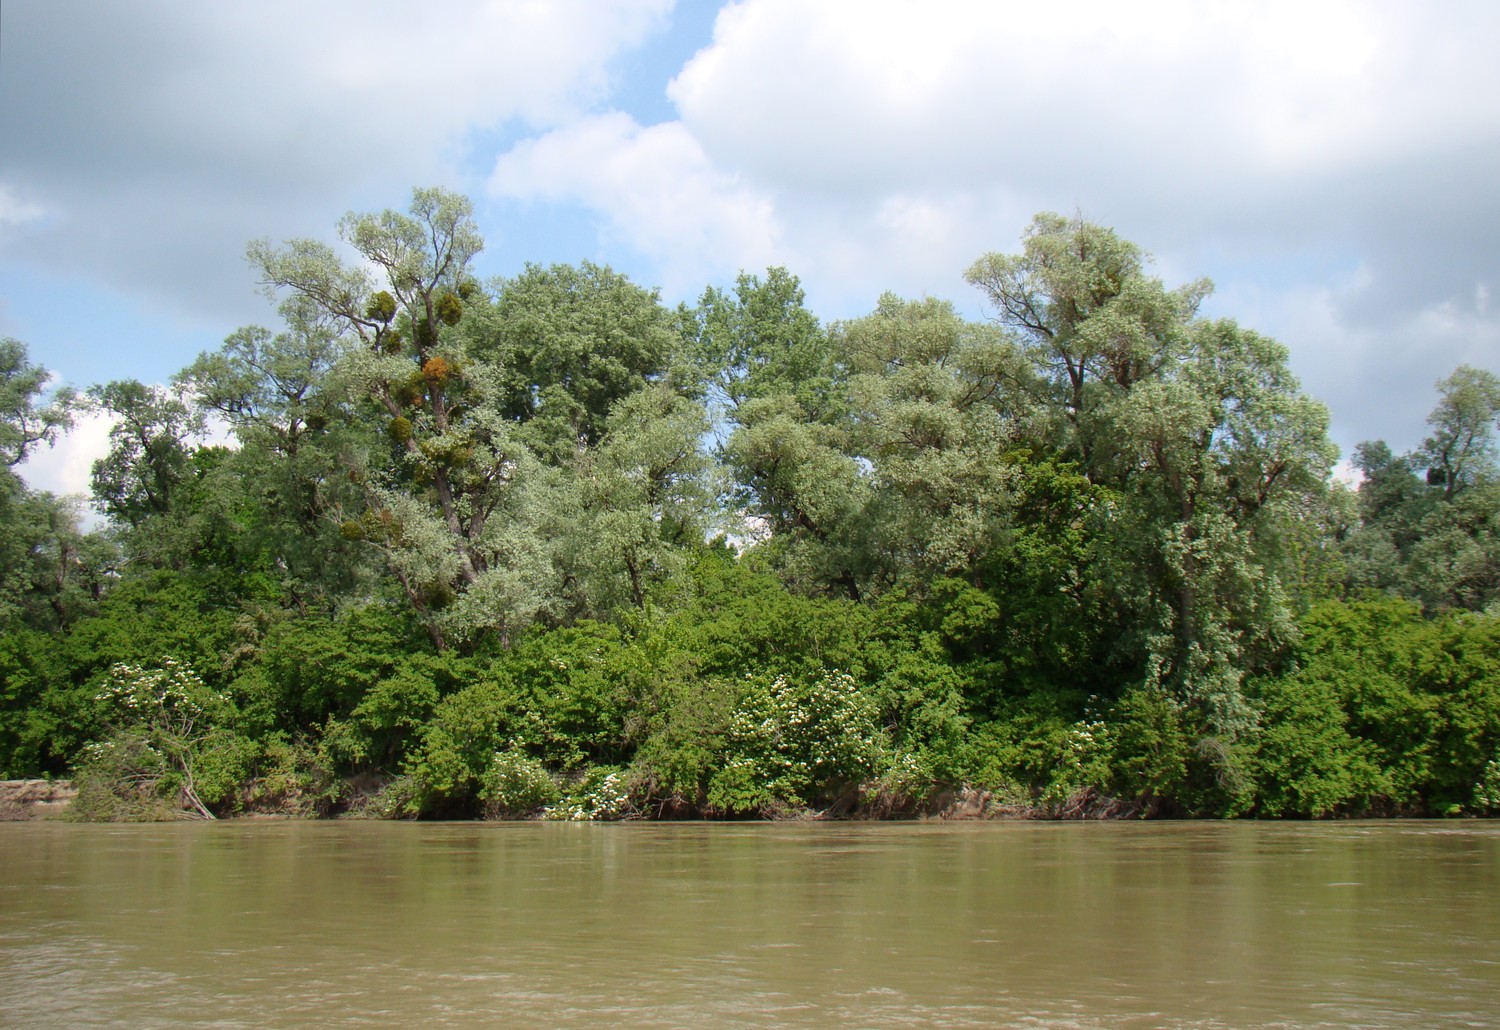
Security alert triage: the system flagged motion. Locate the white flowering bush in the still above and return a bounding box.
[707,670,890,815]
[1036,712,1115,814]
[71,659,251,821]
[544,766,634,821]
[480,749,559,818]
[93,659,230,733]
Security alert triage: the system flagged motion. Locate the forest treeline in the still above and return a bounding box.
[3,189,1499,820]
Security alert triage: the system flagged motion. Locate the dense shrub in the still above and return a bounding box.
[480,750,559,818]
[706,670,890,815]
[69,659,253,820]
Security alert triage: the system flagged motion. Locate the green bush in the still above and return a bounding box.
[405,679,516,812]
[241,733,344,817]
[1107,686,1190,813]
[706,670,889,815]
[70,659,253,820]
[480,750,559,818]
[1244,598,1500,816]
[1474,754,1500,814]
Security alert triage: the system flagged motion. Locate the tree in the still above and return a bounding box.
[88,379,204,530]
[0,343,114,634]
[1417,365,1500,499]
[250,188,703,649]
[474,260,685,463]
[178,295,347,461]
[0,490,115,632]
[693,269,869,597]
[696,266,836,414]
[177,296,376,604]
[967,215,1336,746]
[251,188,532,649]
[836,293,1027,587]
[1343,366,1500,612]
[964,213,1211,467]
[0,337,73,469]
[542,383,716,618]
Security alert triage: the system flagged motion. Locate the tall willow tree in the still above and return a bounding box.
[967,215,1335,746]
[836,293,1028,586]
[250,188,541,649]
[249,189,712,647]
[470,260,714,622]
[693,268,870,597]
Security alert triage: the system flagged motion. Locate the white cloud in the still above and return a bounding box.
[0,183,48,228]
[490,113,784,297]
[8,0,1499,459]
[16,409,113,499]
[485,0,1500,447]
[670,1,1500,189]
[1,0,674,322]
[514,0,1500,313]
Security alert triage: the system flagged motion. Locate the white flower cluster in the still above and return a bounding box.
[1475,757,1500,812]
[93,659,225,726]
[543,770,632,821]
[480,750,558,816]
[722,670,886,802]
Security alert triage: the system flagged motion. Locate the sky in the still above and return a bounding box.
[4,0,1499,498]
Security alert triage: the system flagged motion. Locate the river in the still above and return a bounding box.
[2,820,1497,1027]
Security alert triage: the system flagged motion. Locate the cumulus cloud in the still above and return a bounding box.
[15,409,113,499]
[0,0,672,323]
[489,113,783,297]
[489,0,1500,450]
[6,0,1497,458]
[669,1,1499,194]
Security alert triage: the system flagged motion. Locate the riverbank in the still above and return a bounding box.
[0,780,76,820]
[7,777,1134,823]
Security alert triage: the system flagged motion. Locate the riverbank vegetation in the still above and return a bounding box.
[3,190,1499,820]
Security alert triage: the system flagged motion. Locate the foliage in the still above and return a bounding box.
[1247,598,1500,816]
[479,260,684,460]
[70,659,253,820]
[1107,686,1191,813]
[12,191,1500,822]
[1343,367,1500,613]
[707,670,890,815]
[479,749,559,818]
[0,337,74,468]
[1474,755,1500,814]
[229,601,417,734]
[240,733,345,817]
[88,380,205,534]
[543,766,635,821]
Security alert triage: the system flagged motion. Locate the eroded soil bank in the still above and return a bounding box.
[0,780,75,820]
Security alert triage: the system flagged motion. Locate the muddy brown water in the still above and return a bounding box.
[2,820,1497,1027]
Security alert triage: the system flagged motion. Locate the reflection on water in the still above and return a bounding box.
[2,821,1498,1027]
